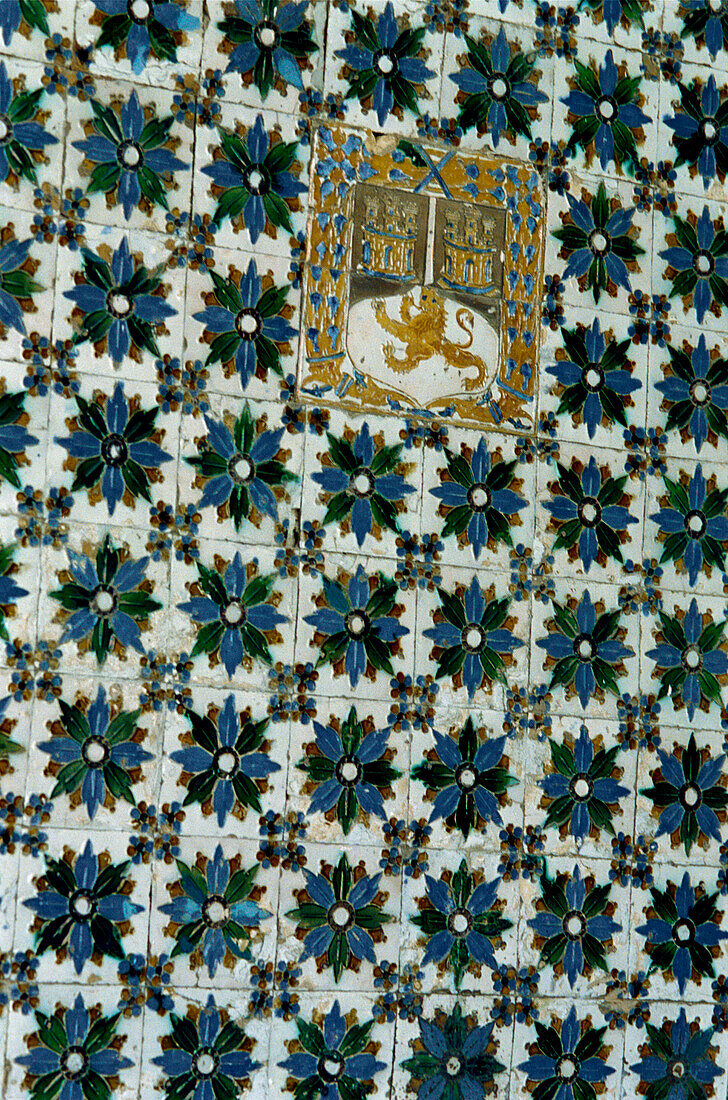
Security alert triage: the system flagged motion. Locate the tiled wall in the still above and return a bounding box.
[1,1,728,1097]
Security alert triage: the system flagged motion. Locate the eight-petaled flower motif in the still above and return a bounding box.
[518,1007,615,1100]
[0,234,43,334]
[203,114,305,240]
[656,334,728,453]
[682,0,728,61]
[312,422,415,548]
[411,859,512,989]
[286,851,391,982]
[153,995,260,1097]
[636,871,728,994]
[537,590,634,710]
[218,0,318,99]
[185,405,296,531]
[647,597,728,720]
[650,464,728,586]
[23,839,144,973]
[170,694,280,827]
[641,733,728,856]
[16,994,133,1100]
[580,0,645,35]
[50,534,162,664]
[0,60,57,187]
[553,181,644,303]
[160,843,271,978]
[548,318,641,439]
[92,0,200,75]
[56,381,172,516]
[73,91,188,219]
[411,717,518,839]
[38,685,152,820]
[297,705,400,835]
[539,725,629,843]
[304,566,408,689]
[543,455,637,572]
[660,206,728,325]
[528,863,621,988]
[666,76,728,189]
[563,50,650,171]
[335,1,435,127]
[424,577,523,701]
[449,25,547,144]
[401,1002,505,1100]
[63,237,177,365]
[430,437,526,560]
[179,553,287,678]
[0,387,38,486]
[193,260,295,390]
[630,1009,724,1100]
[278,999,386,1100]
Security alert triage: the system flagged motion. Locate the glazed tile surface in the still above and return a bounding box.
[4,2,728,1100]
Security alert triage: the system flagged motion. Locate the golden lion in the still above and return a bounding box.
[372,289,488,391]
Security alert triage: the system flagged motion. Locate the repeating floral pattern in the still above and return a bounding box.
[3,3,728,1098]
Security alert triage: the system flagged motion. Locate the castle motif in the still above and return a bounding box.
[438,205,498,295]
[359,191,419,280]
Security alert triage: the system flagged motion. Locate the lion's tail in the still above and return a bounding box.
[455,308,474,348]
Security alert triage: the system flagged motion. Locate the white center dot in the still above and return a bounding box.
[470,487,489,508]
[258,25,276,47]
[130,0,151,18]
[676,923,691,942]
[578,639,593,659]
[696,253,713,275]
[377,54,394,74]
[685,647,701,670]
[109,292,131,316]
[693,383,709,403]
[566,914,584,937]
[0,119,9,141]
[223,601,243,625]
[560,1058,577,1080]
[95,590,114,613]
[451,912,469,935]
[330,904,351,928]
[581,502,598,524]
[340,761,359,783]
[445,1056,462,1076]
[248,169,264,190]
[232,454,254,481]
[683,784,700,807]
[598,98,615,120]
[84,739,106,764]
[688,514,704,533]
[465,626,483,649]
[585,368,602,388]
[206,900,227,924]
[710,0,722,12]
[323,1058,343,1078]
[573,777,590,799]
[121,144,141,168]
[65,1052,86,1075]
[352,472,372,494]
[591,231,608,253]
[236,312,258,335]
[216,750,237,776]
[348,613,366,636]
[73,896,92,917]
[459,767,476,789]
[705,120,718,140]
[491,76,508,99]
[194,1052,216,1077]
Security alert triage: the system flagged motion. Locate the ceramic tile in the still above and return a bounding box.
[0,4,727,1097]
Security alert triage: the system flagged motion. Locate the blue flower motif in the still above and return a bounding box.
[519,1006,614,1096]
[449,25,547,145]
[413,861,511,989]
[153,994,260,1097]
[202,114,305,240]
[647,597,728,721]
[179,553,287,678]
[637,871,728,994]
[537,590,634,710]
[656,334,728,453]
[93,0,199,75]
[0,235,42,334]
[401,1002,505,1097]
[23,838,144,974]
[63,237,178,366]
[630,1008,724,1100]
[563,49,650,171]
[170,694,280,827]
[50,535,161,664]
[38,686,152,820]
[304,566,408,688]
[430,437,526,560]
[73,90,188,219]
[641,733,727,855]
[682,0,728,61]
[556,183,643,301]
[219,0,318,97]
[543,455,637,572]
[0,60,57,186]
[660,206,728,325]
[540,724,629,842]
[16,994,133,1096]
[160,843,271,978]
[335,1,435,127]
[665,76,728,189]
[56,381,172,516]
[278,999,386,1099]
[650,464,728,586]
[528,864,621,988]
[312,422,415,548]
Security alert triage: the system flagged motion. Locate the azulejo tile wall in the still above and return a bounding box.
[5,0,728,1098]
